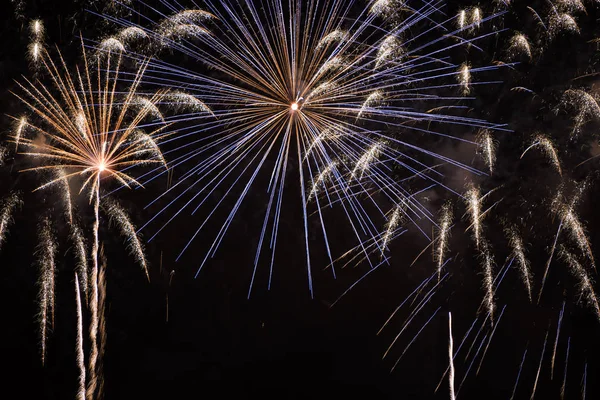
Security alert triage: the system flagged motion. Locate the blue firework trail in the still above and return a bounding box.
[94,0,510,298]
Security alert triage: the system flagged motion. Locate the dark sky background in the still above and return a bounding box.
[1,0,600,399]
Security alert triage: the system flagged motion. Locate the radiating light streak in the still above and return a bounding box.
[530,330,549,400]
[510,345,528,400]
[551,301,566,379]
[561,337,570,399]
[448,312,456,400]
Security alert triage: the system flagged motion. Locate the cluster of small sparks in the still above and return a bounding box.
[28,19,44,66]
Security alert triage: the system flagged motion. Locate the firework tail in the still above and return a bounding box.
[87,181,100,400]
[448,312,456,400]
[75,273,86,400]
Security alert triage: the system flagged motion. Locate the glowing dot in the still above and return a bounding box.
[98,162,106,172]
[291,102,299,111]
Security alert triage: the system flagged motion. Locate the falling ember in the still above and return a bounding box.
[0,192,21,252]
[369,0,401,17]
[559,247,600,320]
[98,37,126,53]
[521,134,562,176]
[376,35,403,68]
[479,241,496,322]
[558,89,600,137]
[506,226,533,302]
[457,10,467,29]
[381,205,404,256]
[465,184,483,248]
[458,64,471,95]
[30,20,44,38]
[316,30,347,50]
[28,42,42,63]
[435,203,453,281]
[358,90,384,118]
[104,199,150,281]
[477,130,496,174]
[57,169,73,224]
[162,92,213,116]
[507,33,532,60]
[12,117,27,151]
[308,162,337,202]
[351,142,383,180]
[471,8,482,29]
[554,195,595,270]
[71,225,88,302]
[36,217,57,365]
[549,13,580,39]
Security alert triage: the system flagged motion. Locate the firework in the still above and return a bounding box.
[105,0,507,298]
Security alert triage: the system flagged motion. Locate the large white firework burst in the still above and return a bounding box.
[101,0,507,297]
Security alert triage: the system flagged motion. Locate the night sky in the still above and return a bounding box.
[2,1,600,399]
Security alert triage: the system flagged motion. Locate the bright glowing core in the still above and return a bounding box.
[98,162,106,172]
[290,102,299,111]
